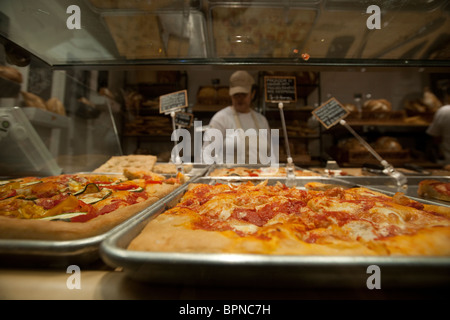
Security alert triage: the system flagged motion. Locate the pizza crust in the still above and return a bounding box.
[128,214,234,253]
[128,214,383,255]
[377,227,450,256]
[93,155,157,173]
[144,183,179,199]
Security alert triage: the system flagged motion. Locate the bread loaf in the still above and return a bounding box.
[362,99,392,113]
[373,136,403,151]
[46,97,66,116]
[21,91,48,111]
[422,87,442,112]
[338,138,366,152]
[197,87,217,105]
[0,65,22,83]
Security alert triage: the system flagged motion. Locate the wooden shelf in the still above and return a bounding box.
[345,119,430,127]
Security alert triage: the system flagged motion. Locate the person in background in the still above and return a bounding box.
[426,85,450,166]
[203,70,274,164]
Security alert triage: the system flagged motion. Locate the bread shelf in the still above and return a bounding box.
[345,119,430,127]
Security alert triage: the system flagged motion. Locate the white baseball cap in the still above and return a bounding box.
[229,71,255,96]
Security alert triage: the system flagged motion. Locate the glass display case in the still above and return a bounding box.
[1,1,450,301]
[1,0,449,66]
[1,0,449,174]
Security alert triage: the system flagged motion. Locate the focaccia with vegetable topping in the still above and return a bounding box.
[0,171,186,240]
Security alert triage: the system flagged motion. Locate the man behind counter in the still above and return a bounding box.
[203,71,278,165]
[426,85,450,166]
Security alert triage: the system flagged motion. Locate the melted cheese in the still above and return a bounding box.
[166,182,450,252]
[342,221,377,241]
[230,221,260,234]
[198,193,235,220]
[370,206,405,224]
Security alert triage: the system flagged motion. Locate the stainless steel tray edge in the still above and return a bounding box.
[179,162,211,177]
[204,163,319,178]
[100,177,450,288]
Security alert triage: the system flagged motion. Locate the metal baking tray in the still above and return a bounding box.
[153,162,211,177]
[0,175,193,268]
[100,177,450,288]
[204,163,319,179]
[77,163,210,178]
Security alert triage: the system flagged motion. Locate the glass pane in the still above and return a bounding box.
[0,0,448,65]
[211,6,317,58]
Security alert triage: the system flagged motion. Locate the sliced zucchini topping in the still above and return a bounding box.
[39,212,88,221]
[22,180,43,186]
[0,180,13,186]
[73,183,101,196]
[130,186,145,192]
[78,188,112,204]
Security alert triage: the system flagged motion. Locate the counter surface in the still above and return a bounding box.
[1,264,449,300]
[1,266,304,299]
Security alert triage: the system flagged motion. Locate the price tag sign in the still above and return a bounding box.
[159,90,188,114]
[312,97,349,129]
[175,112,194,128]
[264,76,297,103]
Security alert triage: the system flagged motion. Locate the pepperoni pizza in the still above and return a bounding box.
[418,180,450,202]
[128,181,450,256]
